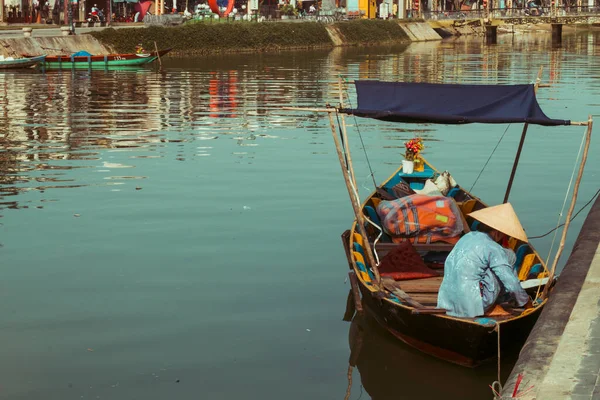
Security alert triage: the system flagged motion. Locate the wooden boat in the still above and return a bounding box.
[340,159,549,367]
[289,73,593,367]
[22,49,172,69]
[0,55,46,69]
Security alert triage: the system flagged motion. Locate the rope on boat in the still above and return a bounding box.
[348,172,382,266]
[528,187,600,239]
[335,106,382,267]
[534,127,586,302]
[469,123,511,193]
[491,322,503,399]
[344,365,353,400]
[339,76,377,190]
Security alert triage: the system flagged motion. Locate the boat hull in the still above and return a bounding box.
[24,49,171,69]
[0,55,46,69]
[357,282,543,367]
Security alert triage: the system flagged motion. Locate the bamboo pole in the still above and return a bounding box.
[504,123,529,204]
[282,107,334,112]
[154,41,163,71]
[541,115,593,300]
[503,66,544,204]
[338,77,356,189]
[327,110,382,288]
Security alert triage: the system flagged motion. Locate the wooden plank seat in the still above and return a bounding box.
[396,276,444,293]
[382,276,443,309]
[384,276,526,319]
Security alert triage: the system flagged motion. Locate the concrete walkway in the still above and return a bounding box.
[0,24,141,38]
[502,195,600,399]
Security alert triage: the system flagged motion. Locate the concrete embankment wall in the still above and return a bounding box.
[428,19,486,37]
[398,22,443,41]
[0,21,441,57]
[502,195,600,399]
[0,35,110,58]
[90,20,440,56]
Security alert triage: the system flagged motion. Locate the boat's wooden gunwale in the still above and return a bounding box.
[347,159,548,327]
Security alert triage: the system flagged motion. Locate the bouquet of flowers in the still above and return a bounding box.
[404,137,424,161]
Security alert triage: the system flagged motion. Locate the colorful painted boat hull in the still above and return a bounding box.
[24,49,171,69]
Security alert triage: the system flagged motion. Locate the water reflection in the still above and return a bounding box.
[0,31,598,400]
[347,315,519,400]
[0,32,598,213]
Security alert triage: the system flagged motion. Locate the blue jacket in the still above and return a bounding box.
[437,231,530,318]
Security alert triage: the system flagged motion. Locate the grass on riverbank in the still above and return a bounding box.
[332,19,410,44]
[90,20,411,55]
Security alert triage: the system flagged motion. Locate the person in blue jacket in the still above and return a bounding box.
[438,203,533,318]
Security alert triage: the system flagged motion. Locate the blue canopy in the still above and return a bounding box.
[341,80,570,126]
[71,51,92,57]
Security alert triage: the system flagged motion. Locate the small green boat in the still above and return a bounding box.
[23,48,172,69]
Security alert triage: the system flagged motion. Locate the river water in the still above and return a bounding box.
[0,31,599,399]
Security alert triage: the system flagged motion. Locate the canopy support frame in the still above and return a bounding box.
[540,115,593,300]
[503,123,529,204]
[326,107,382,290]
[503,67,544,204]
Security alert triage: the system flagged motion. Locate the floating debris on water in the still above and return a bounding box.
[102,162,133,169]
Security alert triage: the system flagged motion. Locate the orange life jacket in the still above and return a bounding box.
[377,194,463,244]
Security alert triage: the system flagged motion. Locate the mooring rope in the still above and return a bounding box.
[340,76,377,189]
[344,365,353,400]
[528,187,600,239]
[491,322,503,399]
[544,128,586,266]
[469,124,511,193]
[534,128,586,302]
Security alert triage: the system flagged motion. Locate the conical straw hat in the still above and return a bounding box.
[468,203,528,242]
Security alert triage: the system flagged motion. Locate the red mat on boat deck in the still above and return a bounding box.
[378,241,439,281]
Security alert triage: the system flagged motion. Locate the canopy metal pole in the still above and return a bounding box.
[541,115,593,300]
[326,110,382,289]
[503,66,544,204]
[503,122,529,204]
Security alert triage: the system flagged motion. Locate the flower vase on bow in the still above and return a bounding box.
[413,157,425,172]
[403,138,425,175]
[402,159,414,174]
